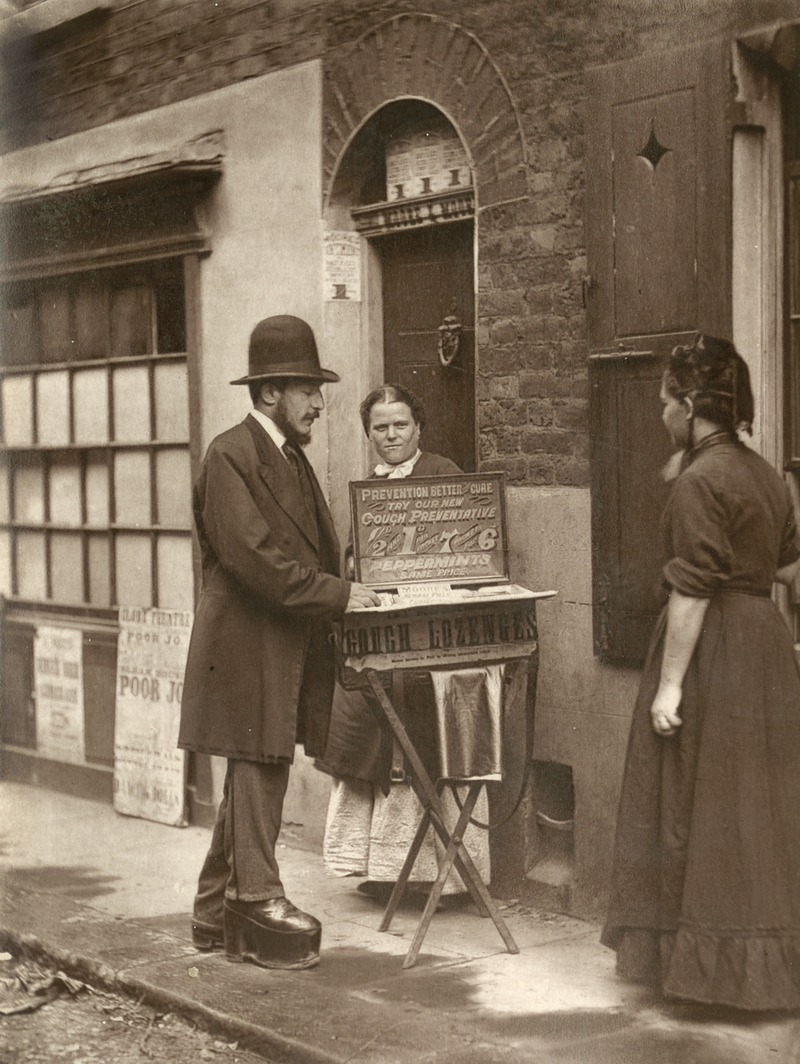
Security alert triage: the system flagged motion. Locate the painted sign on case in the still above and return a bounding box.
[341,597,539,672]
[114,606,193,826]
[350,473,508,588]
[34,625,85,764]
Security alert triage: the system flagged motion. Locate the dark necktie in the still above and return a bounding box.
[283,440,317,518]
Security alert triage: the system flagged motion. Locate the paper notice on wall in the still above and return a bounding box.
[113,606,193,826]
[34,626,85,764]
[324,231,361,302]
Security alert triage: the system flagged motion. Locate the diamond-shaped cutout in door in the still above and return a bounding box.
[637,122,671,170]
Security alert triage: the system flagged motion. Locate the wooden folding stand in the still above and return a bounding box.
[342,471,556,968]
[358,657,533,968]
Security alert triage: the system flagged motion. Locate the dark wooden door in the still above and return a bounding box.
[379,222,475,471]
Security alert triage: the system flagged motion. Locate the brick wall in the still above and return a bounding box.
[323,0,787,488]
[3,0,797,487]
[0,0,326,152]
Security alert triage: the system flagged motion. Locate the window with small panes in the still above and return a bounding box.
[0,257,194,612]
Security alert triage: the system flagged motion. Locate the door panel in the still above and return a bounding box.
[612,90,698,337]
[586,37,732,350]
[589,353,673,663]
[380,223,475,472]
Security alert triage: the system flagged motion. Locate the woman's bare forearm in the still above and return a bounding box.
[660,590,710,687]
[650,590,710,736]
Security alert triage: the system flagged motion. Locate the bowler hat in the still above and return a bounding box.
[230,315,340,385]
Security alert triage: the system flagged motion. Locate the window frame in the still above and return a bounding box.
[1,256,196,614]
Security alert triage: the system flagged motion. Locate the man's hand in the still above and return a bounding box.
[650,680,682,737]
[346,583,381,611]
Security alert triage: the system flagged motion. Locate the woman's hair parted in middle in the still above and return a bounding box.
[359,384,427,436]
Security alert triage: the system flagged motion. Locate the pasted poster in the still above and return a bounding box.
[324,231,361,302]
[34,626,85,764]
[385,133,414,198]
[114,606,193,826]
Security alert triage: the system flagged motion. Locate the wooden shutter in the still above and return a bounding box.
[589,351,672,663]
[585,38,734,664]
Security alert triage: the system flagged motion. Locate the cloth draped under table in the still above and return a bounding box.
[430,667,503,781]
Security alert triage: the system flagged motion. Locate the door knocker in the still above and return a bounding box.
[437,313,462,367]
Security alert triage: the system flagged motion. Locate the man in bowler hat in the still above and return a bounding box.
[179,315,379,970]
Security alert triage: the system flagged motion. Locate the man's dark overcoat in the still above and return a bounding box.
[179,414,349,763]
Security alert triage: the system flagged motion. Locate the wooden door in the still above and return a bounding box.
[379,222,475,472]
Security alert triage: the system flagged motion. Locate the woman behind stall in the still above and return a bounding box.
[602,335,800,1010]
[318,384,491,898]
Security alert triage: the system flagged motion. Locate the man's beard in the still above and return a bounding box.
[273,399,313,447]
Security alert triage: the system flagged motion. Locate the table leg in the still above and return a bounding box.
[364,669,519,965]
[378,802,433,932]
[365,671,487,915]
[402,781,483,969]
[378,776,490,930]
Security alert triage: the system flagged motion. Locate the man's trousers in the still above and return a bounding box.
[193,758,291,928]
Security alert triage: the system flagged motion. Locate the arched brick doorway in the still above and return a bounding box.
[323,15,527,472]
[324,14,528,212]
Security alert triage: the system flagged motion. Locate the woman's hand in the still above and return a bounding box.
[652,590,709,737]
[651,680,683,736]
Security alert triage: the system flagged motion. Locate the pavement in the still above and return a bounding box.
[1,781,799,1064]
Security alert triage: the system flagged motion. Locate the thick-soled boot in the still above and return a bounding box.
[223,897,321,970]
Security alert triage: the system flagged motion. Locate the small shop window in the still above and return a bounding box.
[0,258,193,612]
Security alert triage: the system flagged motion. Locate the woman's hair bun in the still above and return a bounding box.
[665,334,754,436]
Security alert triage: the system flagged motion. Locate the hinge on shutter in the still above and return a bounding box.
[588,346,655,362]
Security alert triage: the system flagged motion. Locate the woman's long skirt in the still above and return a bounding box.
[602,592,800,1010]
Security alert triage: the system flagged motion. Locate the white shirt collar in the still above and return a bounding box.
[250,408,290,458]
[373,449,422,479]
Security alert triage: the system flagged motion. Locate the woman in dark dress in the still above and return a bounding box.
[602,336,800,1010]
[319,385,491,893]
